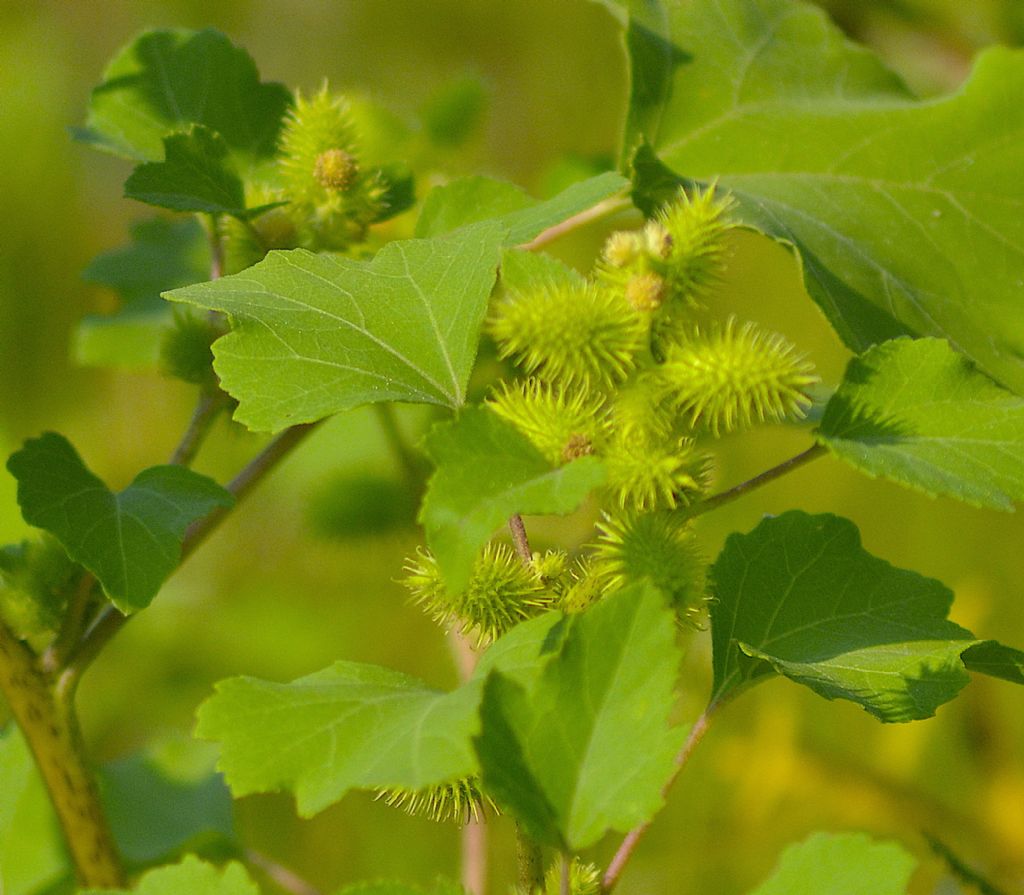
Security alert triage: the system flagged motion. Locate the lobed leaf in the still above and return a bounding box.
[166,222,505,432]
[614,0,1024,395]
[474,583,685,849]
[709,511,980,721]
[749,832,916,895]
[76,28,290,165]
[818,338,1024,510]
[419,407,605,591]
[7,433,233,613]
[79,855,259,895]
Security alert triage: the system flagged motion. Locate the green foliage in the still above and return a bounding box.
[622,0,1024,398]
[709,511,1004,721]
[748,832,917,895]
[166,222,505,431]
[79,855,259,895]
[475,584,685,850]
[7,433,232,612]
[0,536,74,649]
[418,408,605,590]
[819,337,1024,510]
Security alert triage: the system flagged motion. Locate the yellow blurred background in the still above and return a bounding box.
[1,0,1023,892]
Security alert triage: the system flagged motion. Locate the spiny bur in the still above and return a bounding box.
[536,858,601,895]
[601,429,709,512]
[376,775,496,825]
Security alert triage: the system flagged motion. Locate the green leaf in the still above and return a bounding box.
[962,640,1024,686]
[79,855,259,895]
[415,172,629,244]
[475,584,684,850]
[124,127,246,215]
[619,0,1024,394]
[419,407,605,591]
[76,28,291,164]
[499,249,585,295]
[420,76,487,148]
[709,511,979,722]
[818,338,1024,511]
[749,832,916,895]
[0,727,68,895]
[7,433,233,613]
[166,222,505,432]
[76,217,210,369]
[196,661,483,817]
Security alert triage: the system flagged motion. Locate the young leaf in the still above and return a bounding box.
[419,407,604,591]
[6,433,233,613]
[474,583,685,850]
[76,28,291,164]
[123,126,246,216]
[77,217,210,368]
[166,222,505,432]
[961,640,1024,686]
[749,832,916,895]
[79,855,259,895]
[614,0,1024,395]
[818,338,1024,511]
[196,661,483,817]
[709,511,980,721]
[415,172,629,244]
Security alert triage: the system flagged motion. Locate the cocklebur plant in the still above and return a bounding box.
[4,3,1024,894]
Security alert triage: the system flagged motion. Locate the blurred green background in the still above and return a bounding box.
[1,0,1023,892]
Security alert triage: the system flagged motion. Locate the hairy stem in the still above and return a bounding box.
[683,443,827,521]
[517,194,633,253]
[0,620,124,886]
[516,823,545,893]
[61,422,323,688]
[601,710,713,893]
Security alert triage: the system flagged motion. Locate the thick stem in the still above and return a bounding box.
[0,621,124,887]
[516,823,545,893]
[461,819,488,895]
[682,443,826,521]
[601,710,713,893]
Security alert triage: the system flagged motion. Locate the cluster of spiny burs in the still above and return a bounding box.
[397,188,819,869]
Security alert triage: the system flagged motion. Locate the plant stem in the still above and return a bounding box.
[41,571,97,674]
[373,403,425,494]
[682,443,827,521]
[245,849,323,895]
[0,620,125,887]
[208,214,225,280]
[516,823,545,893]
[61,421,323,688]
[508,514,532,564]
[462,819,488,895]
[517,194,633,253]
[560,853,571,895]
[169,389,228,467]
[601,710,714,893]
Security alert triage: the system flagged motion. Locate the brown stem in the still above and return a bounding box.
[601,710,713,893]
[245,849,323,895]
[516,195,633,253]
[461,818,488,895]
[516,823,545,893]
[682,443,827,522]
[61,421,323,688]
[508,514,532,564]
[0,620,124,886]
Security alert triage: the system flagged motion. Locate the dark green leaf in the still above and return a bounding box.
[475,584,684,849]
[618,0,1024,394]
[961,641,1024,686]
[415,173,629,244]
[420,408,605,591]
[421,76,487,148]
[819,338,1024,510]
[7,433,233,613]
[124,127,246,215]
[76,28,290,164]
[79,855,259,895]
[749,832,916,895]
[166,223,505,432]
[709,511,979,721]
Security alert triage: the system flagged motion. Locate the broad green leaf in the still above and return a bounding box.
[0,727,68,895]
[749,832,916,895]
[77,217,210,368]
[76,28,290,164]
[79,855,259,895]
[166,222,505,432]
[420,408,605,591]
[7,433,233,613]
[499,249,585,295]
[196,661,483,817]
[618,0,1024,394]
[819,338,1024,511]
[962,641,1024,686]
[475,584,685,849]
[102,737,235,865]
[709,511,979,721]
[415,172,629,244]
[124,127,246,215]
